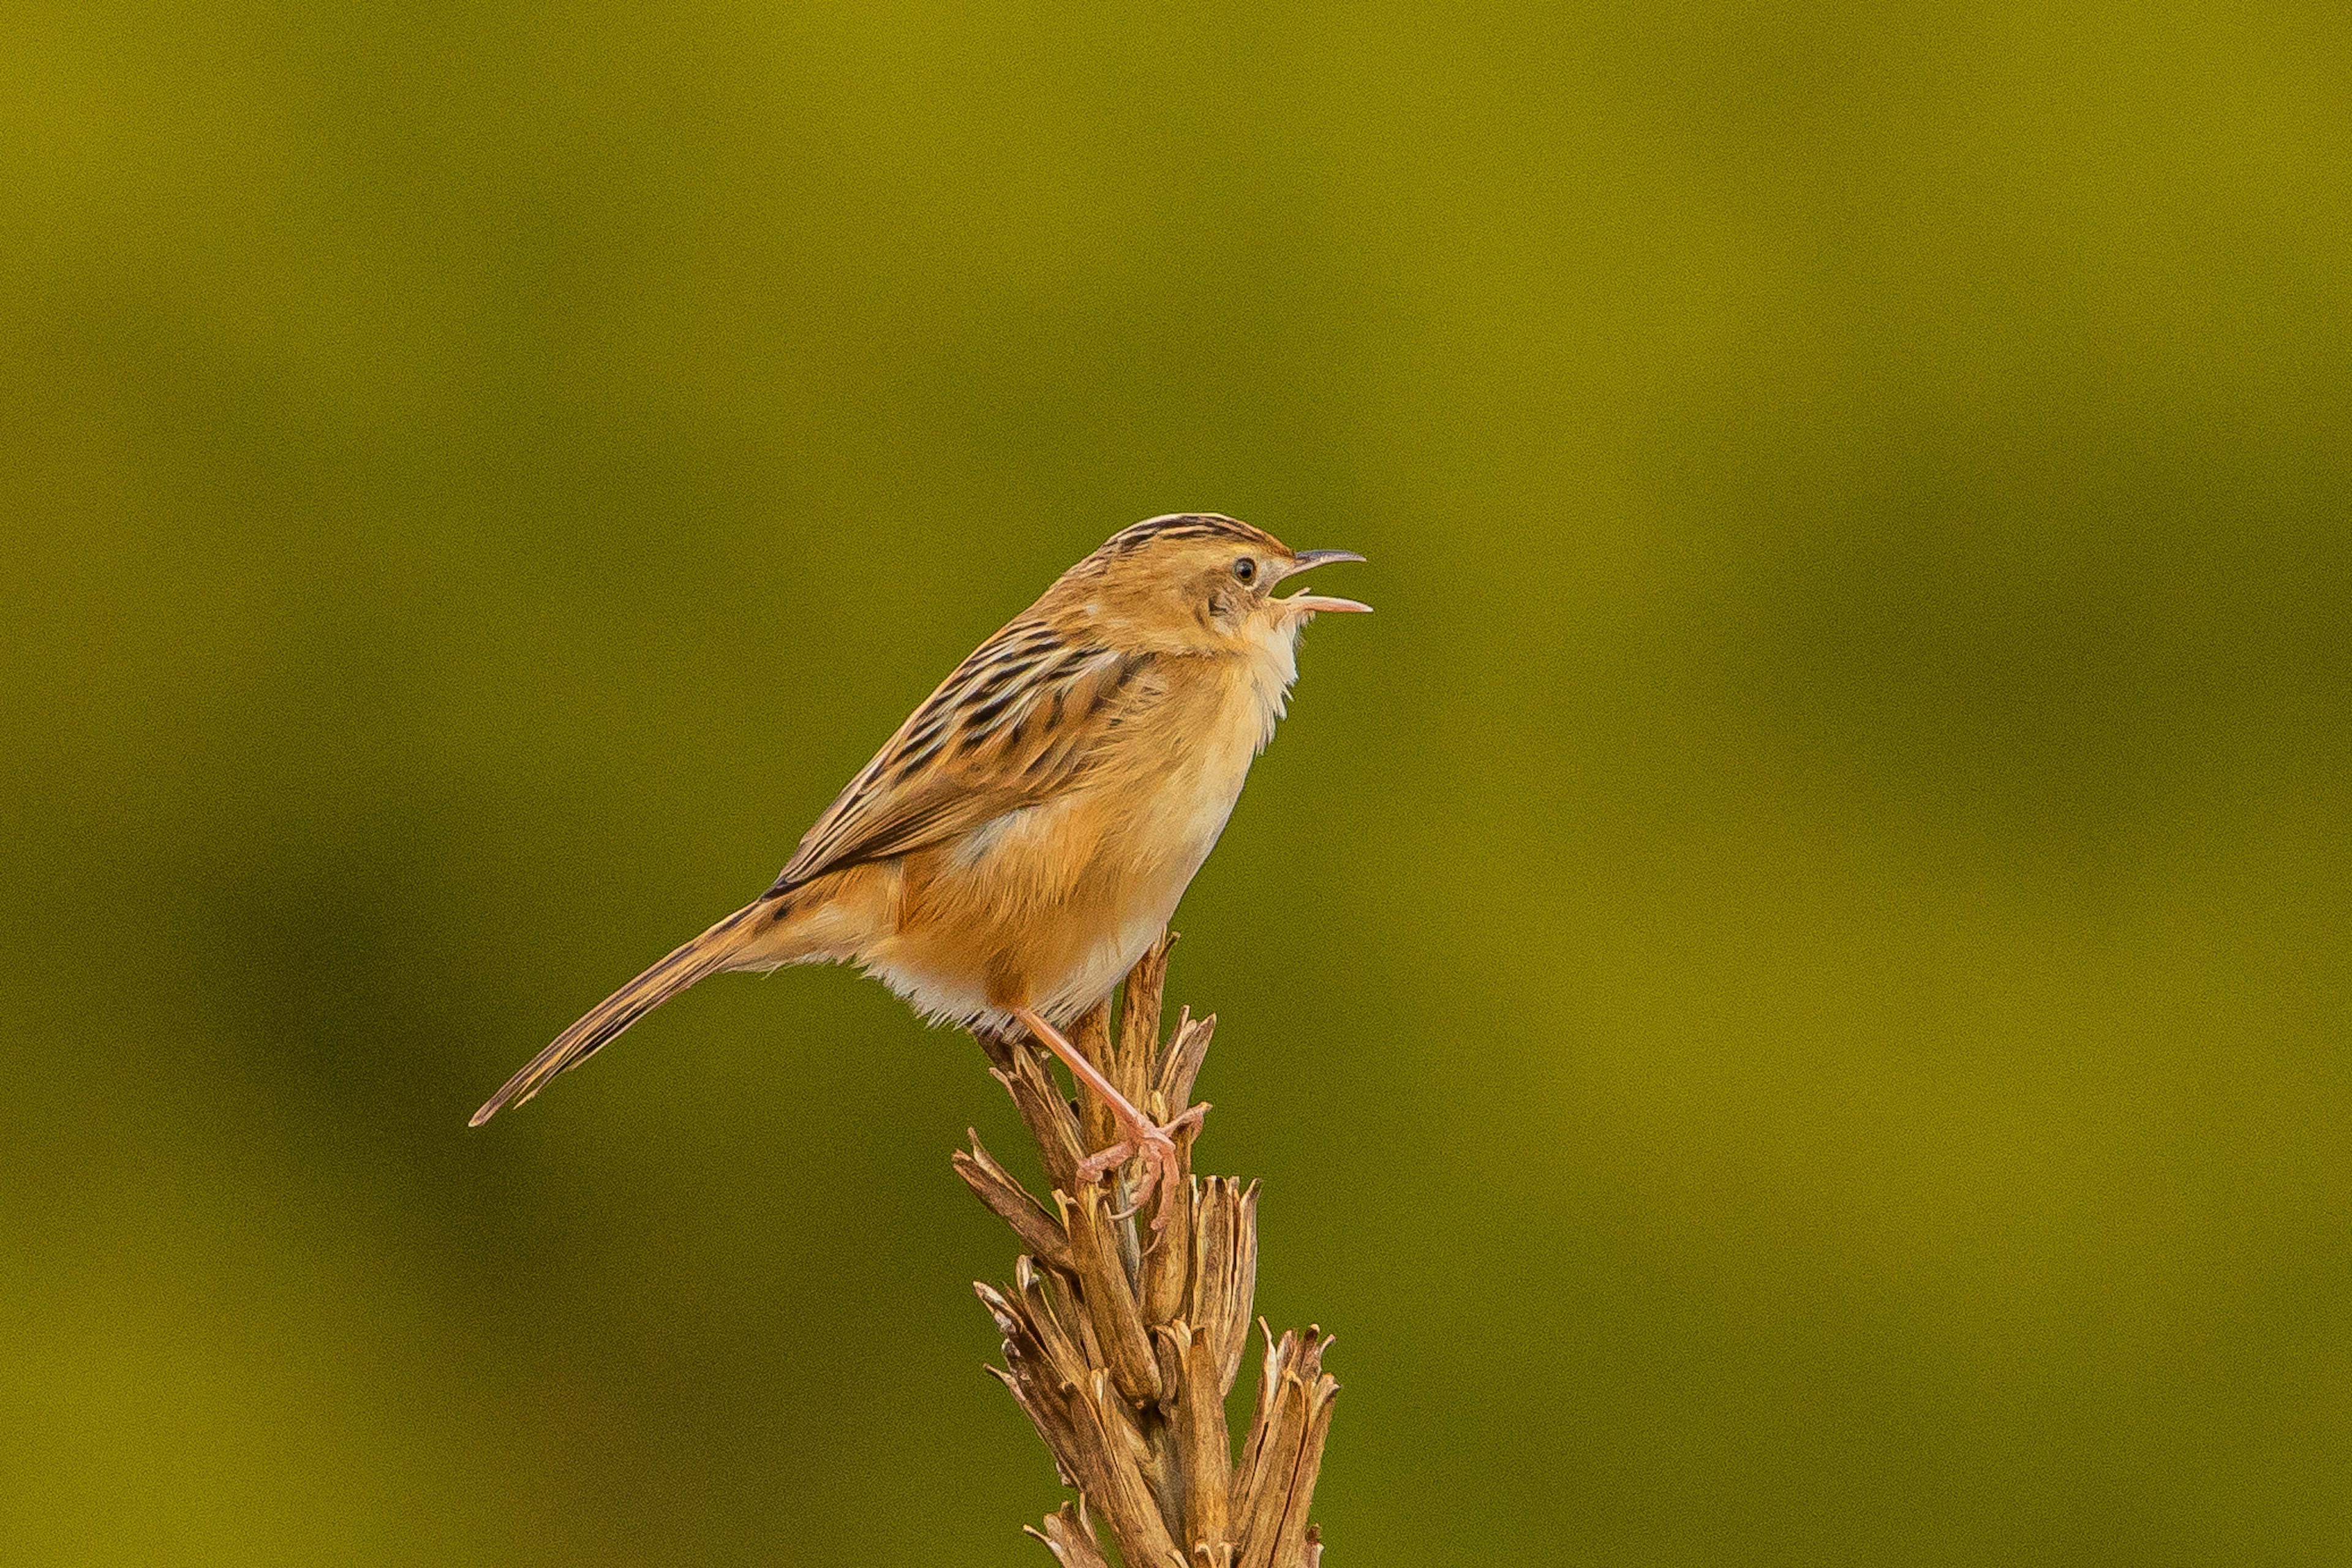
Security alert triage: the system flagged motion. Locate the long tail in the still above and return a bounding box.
[470,898,774,1126]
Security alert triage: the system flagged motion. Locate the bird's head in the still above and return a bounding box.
[1056,514,1370,654]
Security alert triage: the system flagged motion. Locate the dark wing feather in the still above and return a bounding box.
[769,621,1155,893]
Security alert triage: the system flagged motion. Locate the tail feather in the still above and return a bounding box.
[470,900,770,1126]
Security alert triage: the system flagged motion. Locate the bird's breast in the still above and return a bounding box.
[1091,649,1292,932]
[868,649,1291,1026]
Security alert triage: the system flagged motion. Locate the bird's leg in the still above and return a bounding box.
[1013,1005,1200,1228]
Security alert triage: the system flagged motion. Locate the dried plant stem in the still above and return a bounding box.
[957,933,1338,1567]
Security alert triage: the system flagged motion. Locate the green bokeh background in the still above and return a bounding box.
[7,2,2350,1562]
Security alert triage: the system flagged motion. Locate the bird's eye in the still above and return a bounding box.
[1232,558,1257,584]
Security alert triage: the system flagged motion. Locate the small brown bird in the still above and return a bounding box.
[472,514,1367,1210]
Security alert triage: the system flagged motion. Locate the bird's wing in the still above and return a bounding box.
[771,620,1160,892]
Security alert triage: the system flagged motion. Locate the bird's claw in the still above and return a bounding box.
[1078,1106,1207,1233]
[1075,1140,1137,1185]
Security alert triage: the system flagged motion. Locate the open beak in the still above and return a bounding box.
[1273,549,1371,616]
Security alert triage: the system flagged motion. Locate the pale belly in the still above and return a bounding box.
[854,692,1267,1032]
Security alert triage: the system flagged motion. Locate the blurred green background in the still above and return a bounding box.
[6,1,2350,1562]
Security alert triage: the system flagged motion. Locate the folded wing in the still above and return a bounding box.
[769,621,1160,894]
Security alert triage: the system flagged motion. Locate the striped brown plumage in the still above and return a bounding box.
[471,514,1368,1218]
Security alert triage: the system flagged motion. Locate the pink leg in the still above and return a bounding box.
[1014,1005,1202,1229]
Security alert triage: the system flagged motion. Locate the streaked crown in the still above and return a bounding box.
[1098,513,1289,558]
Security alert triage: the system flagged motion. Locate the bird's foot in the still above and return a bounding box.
[1079,1104,1207,1231]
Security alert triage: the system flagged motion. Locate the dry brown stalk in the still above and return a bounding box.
[956,933,1338,1567]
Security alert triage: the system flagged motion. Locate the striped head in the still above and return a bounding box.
[1045,513,1371,654]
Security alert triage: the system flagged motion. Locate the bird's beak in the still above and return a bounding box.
[1273,549,1371,616]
